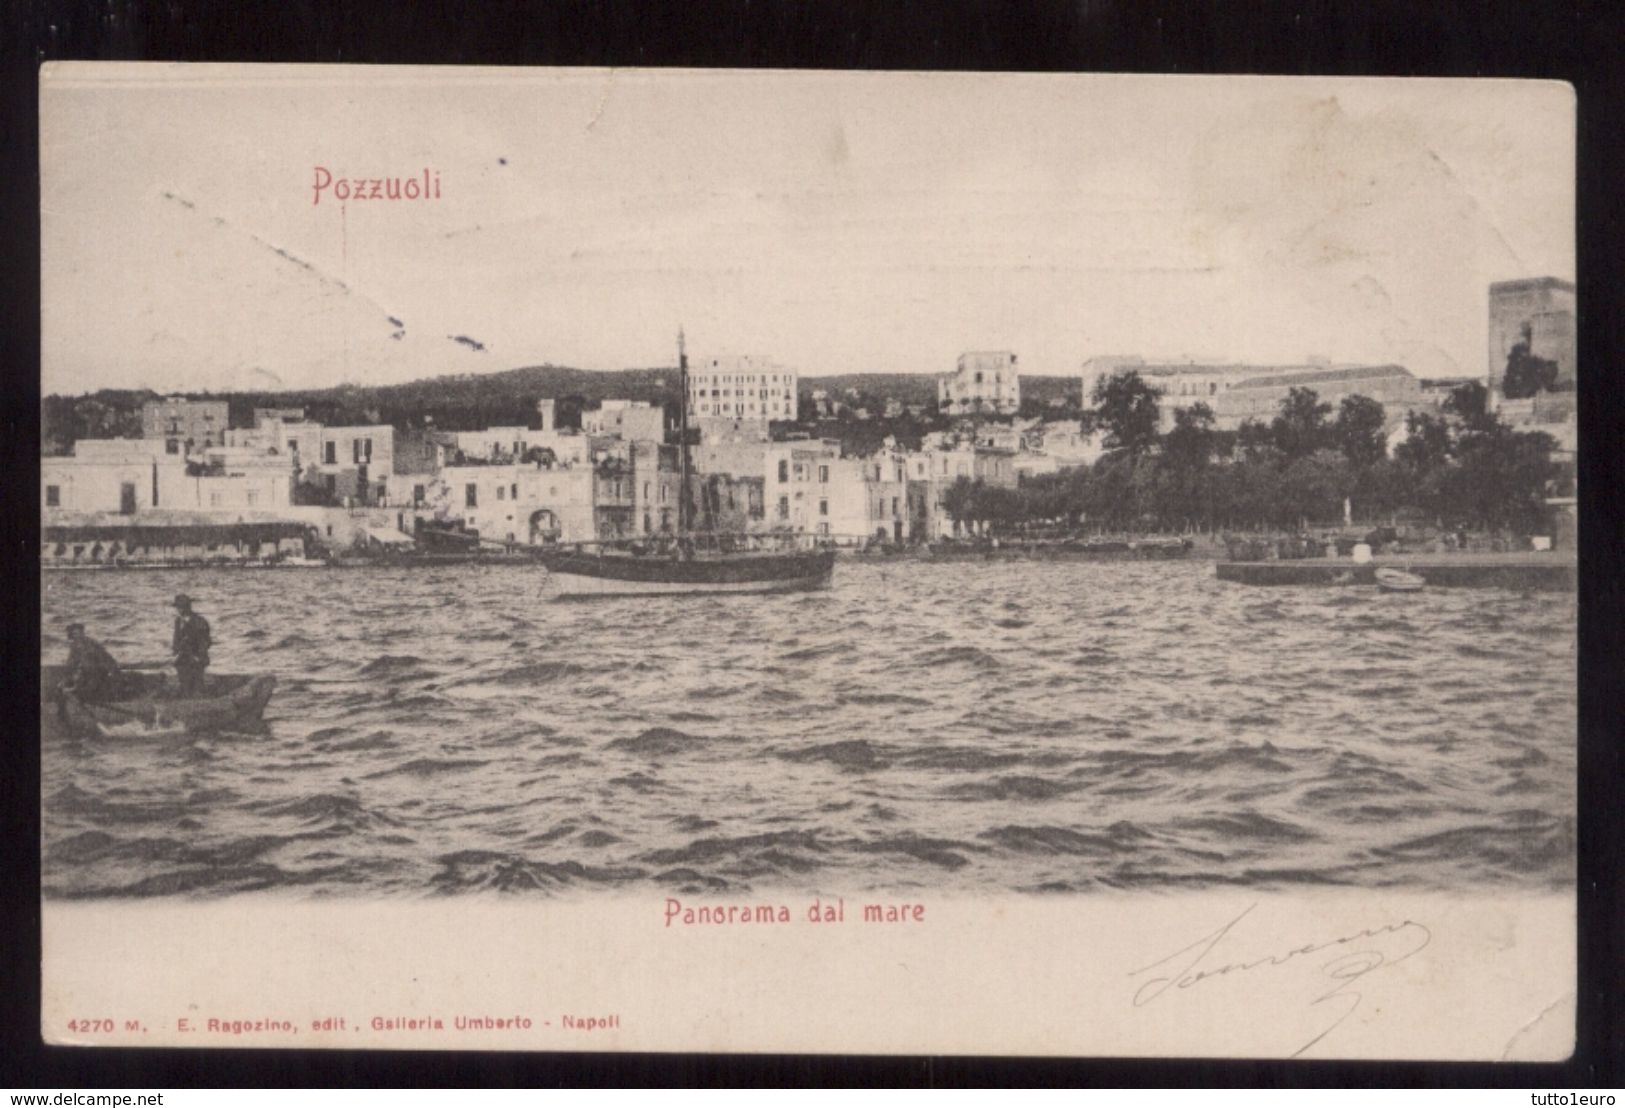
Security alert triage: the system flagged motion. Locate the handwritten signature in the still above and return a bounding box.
[1127,902,1433,1057]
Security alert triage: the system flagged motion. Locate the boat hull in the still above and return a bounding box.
[535,548,836,599]
[1375,569,1427,592]
[45,667,278,737]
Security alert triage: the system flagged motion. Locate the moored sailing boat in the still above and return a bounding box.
[533,330,836,599]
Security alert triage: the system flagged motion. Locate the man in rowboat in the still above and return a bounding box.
[62,623,122,704]
[171,594,212,697]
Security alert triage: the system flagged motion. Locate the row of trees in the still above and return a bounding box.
[942,373,1564,535]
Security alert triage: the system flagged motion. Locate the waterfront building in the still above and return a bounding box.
[1488,277,1575,396]
[687,354,798,422]
[1214,364,1421,430]
[225,416,394,505]
[182,446,296,511]
[903,441,1018,537]
[42,444,183,516]
[582,400,665,443]
[762,441,844,534]
[695,473,767,534]
[434,461,598,546]
[139,397,230,455]
[301,425,395,505]
[939,351,1020,415]
[836,452,910,543]
[42,438,294,516]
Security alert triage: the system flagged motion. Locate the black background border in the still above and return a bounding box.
[2,0,1620,1089]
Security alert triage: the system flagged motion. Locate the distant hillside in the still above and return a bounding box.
[42,364,1083,448]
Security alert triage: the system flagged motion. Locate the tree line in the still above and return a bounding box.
[941,372,1566,536]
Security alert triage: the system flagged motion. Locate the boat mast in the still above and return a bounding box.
[677,327,691,536]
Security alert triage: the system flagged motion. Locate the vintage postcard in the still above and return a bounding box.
[38,65,1576,1058]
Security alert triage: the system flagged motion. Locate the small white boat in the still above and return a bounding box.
[1374,567,1426,592]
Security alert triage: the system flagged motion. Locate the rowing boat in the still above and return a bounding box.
[1374,567,1427,592]
[44,665,277,737]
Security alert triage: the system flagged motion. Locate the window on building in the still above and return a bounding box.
[324,441,337,465]
[246,490,259,506]
[46,485,60,507]
[413,484,426,505]
[325,475,337,494]
[819,499,828,516]
[778,496,789,519]
[818,465,829,483]
[465,483,478,508]
[497,486,506,501]
[165,439,179,455]
[892,497,899,517]
[209,492,223,507]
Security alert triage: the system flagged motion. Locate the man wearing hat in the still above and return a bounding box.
[171,594,212,697]
[63,622,122,704]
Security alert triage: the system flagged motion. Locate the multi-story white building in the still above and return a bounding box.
[687,354,798,422]
[938,351,1021,415]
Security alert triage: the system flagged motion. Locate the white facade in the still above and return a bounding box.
[435,463,599,545]
[42,440,293,516]
[939,351,1021,415]
[687,354,798,422]
[42,452,178,515]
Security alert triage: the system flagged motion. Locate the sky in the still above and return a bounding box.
[40,66,1574,396]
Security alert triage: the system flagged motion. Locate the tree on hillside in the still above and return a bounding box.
[1501,322,1561,399]
[1333,394,1388,468]
[1271,387,1332,460]
[1090,371,1162,456]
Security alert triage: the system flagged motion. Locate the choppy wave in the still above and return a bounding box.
[41,561,1575,897]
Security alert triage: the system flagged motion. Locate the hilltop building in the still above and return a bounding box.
[687,354,798,422]
[1214,365,1422,430]
[1488,277,1575,396]
[1082,356,1426,432]
[939,351,1020,415]
[140,397,230,455]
